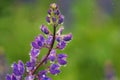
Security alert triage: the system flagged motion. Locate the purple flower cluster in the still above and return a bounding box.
[6,3,72,80]
[6,60,24,80]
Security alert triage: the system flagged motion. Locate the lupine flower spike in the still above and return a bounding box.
[6,3,72,80]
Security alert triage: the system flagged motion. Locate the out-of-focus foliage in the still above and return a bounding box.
[0,0,120,80]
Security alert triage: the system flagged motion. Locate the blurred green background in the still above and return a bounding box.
[0,0,120,80]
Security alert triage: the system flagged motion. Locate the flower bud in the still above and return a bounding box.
[46,16,50,23]
[50,3,58,9]
[12,60,24,76]
[58,15,64,24]
[56,36,61,42]
[57,41,66,50]
[50,64,60,75]
[48,9,52,15]
[54,10,60,15]
[63,33,72,41]
[6,74,11,80]
[40,25,49,34]
[58,54,67,65]
[48,49,56,62]
[52,17,57,23]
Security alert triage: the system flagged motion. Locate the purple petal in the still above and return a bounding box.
[54,10,60,15]
[26,61,35,67]
[48,9,51,15]
[30,48,40,58]
[58,54,67,58]
[32,35,45,49]
[50,64,59,70]
[25,75,35,80]
[41,77,52,80]
[52,17,56,23]
[35,35,44,42]
[56,36,61,42]
[57,41,66,50]
[18,60,24,75]
[35,34,45,47]
[6,74,11,80]
[40,25,49,34]
[31,42,39,49]
[58,15,64,24]
[11,74,17,80]
[48,49,56,62]
[46,16,50,23]
[58,54,67,65]
[12,63,21,76]
[26,59,35,71]
[50,64,60,75]
[50,69,60,75]
[63,33,72,41]
[38,41,42,47]
[58,59,67,65]
[12,61,25,76]
[46,35,53,45]
[38,34,45,43]
[38,70,47,78]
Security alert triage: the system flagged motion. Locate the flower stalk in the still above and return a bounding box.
[32,24,56,75]
[6,3,72,80]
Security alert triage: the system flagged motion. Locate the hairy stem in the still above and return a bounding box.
[32,25,57,75]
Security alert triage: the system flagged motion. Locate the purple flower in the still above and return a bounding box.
[56,36,61,42]
[12,74,18,80]
[57,41,66,50]
[38,70,47,78]
[26,60,36,72]
[25,75,35,80]
[30,48,40,58]
[12,75,18,80]
[52,17,57,23]
[40,25,49,35]
[40,77,52,80]
[38,70,52,80]
[7,74,18,80]
[50,64,60,75]
[6,74,11,80]
[6,74,22,80]
[58,15,64,24]
[46,16,50,23]
[6,3,72,80]
[54,10,60,15]
[48,9,52,15]
[48,49,56,62]
[12,60,24,76]
[63,33,72,41]
[58,54,67,65]
[6,61,24,80]
[46,35,53,45]
[31,34,45,49]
